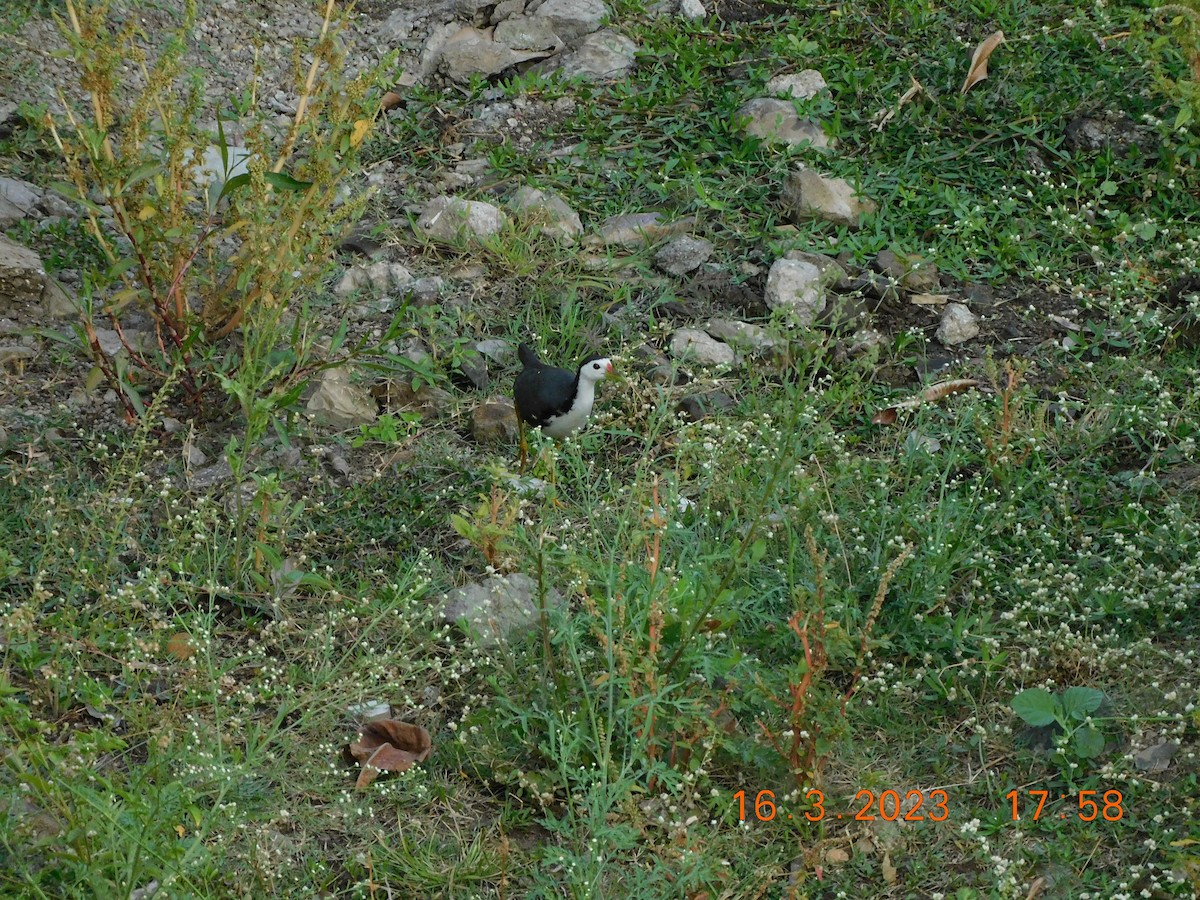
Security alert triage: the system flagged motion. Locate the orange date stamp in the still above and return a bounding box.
[733,788,950,823]
[1005,788,1125,822]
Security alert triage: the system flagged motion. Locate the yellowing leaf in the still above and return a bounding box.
[961,31,1006,94]
[137,204,156,221]
[350,118,372,148]
[882,852,897,884]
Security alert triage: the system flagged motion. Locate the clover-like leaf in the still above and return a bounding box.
[1012,688,1058,726]
[1073,725,1104,759]
[1060,686,1104,722]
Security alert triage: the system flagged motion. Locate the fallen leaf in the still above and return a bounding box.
[1025,876,1046,900]
[910,292,951,306]
[826,847,850,864]
[872,378,982,424]
[380,91,404,111]
[166,633,195,661]
[1134,741,1177,773]
[961,31,1006,94]
[347,719,432,788]
[874,74,924,131]
[1047,313,1081,332]
[349,119,372,148]
[882,852,898,884]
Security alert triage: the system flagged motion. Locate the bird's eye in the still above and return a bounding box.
[593,363,601,370]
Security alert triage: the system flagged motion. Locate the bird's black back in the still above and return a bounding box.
[513,344,580,427]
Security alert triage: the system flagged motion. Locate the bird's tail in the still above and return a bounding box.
[517,343,541,368]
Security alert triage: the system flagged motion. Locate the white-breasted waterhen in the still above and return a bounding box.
[513,343,613,471]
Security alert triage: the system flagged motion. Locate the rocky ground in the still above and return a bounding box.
[2,0,1199,895]
[1,0,1126,453]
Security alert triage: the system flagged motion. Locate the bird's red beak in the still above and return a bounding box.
[606,362,614,374]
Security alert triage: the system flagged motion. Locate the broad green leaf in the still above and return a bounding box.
[123,162,163,191]
[49,181,106,215]
[1073,725,1104,759]
[263,171,314,192]
[1060,686,1104,721]
[216,172,252,203]
[1011,688,1057,726]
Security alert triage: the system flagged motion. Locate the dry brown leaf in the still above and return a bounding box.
[920,378,981,402]
[872,378,981,425]
[826,847,850,864]
[961,31,1006,94]
[874,74,925,131]
[872,407,899,426]
[347,719,432,789]
[166,633,194,661]
[882,852,898,884]
[1025,876,1046,900]
[380,91,404,111]
[910,292,951,306]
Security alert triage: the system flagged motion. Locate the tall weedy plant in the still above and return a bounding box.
[47,0,388,428]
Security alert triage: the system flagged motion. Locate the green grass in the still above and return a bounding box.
[3,0,1200,896]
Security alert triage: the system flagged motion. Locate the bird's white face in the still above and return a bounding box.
[580,358,614,384]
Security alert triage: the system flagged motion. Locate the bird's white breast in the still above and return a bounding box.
[542,379,597,438]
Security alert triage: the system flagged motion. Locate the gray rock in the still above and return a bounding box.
[189,458,235,491]
[418,196,507,243]
[491,0,528,24]
[336,262,413,297]
[737,98,830,149]
[899,253,938,292]
[670,328,735,366]
[936,303,979,346]
[0,344,36,368]
[378,9,415,43]
[705,318,777,355]
[475,338,513,363]
[0,177,41,228]
[765,258,825,325]
[40,277,77,319]
[654,235,713,275]
[871,249,937,292]
[334,266,371,296]
[783,249,852,290]
[546,29,636,80]
[472,399,520,443]
[532,0,610,43]
[305,369,378,428]
[442,573,565,647]
[872,249,905,281]
[677,390,734,421]
[436,25,554,83]
[781,168,877,229]
[679,0,706,18]
[847,328,888,356]
[1133,742,1176,774]
[0,234,46,315]
[766,69,827,100]
[458,350,489,390]
[850,271,900,307]
[494,15,562,52]
[410,276,447,307]
[587,212,694,248]
[368,261,415,293]
[372,379,454,419]
[509,185,583,243]
[0,424,7,447]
